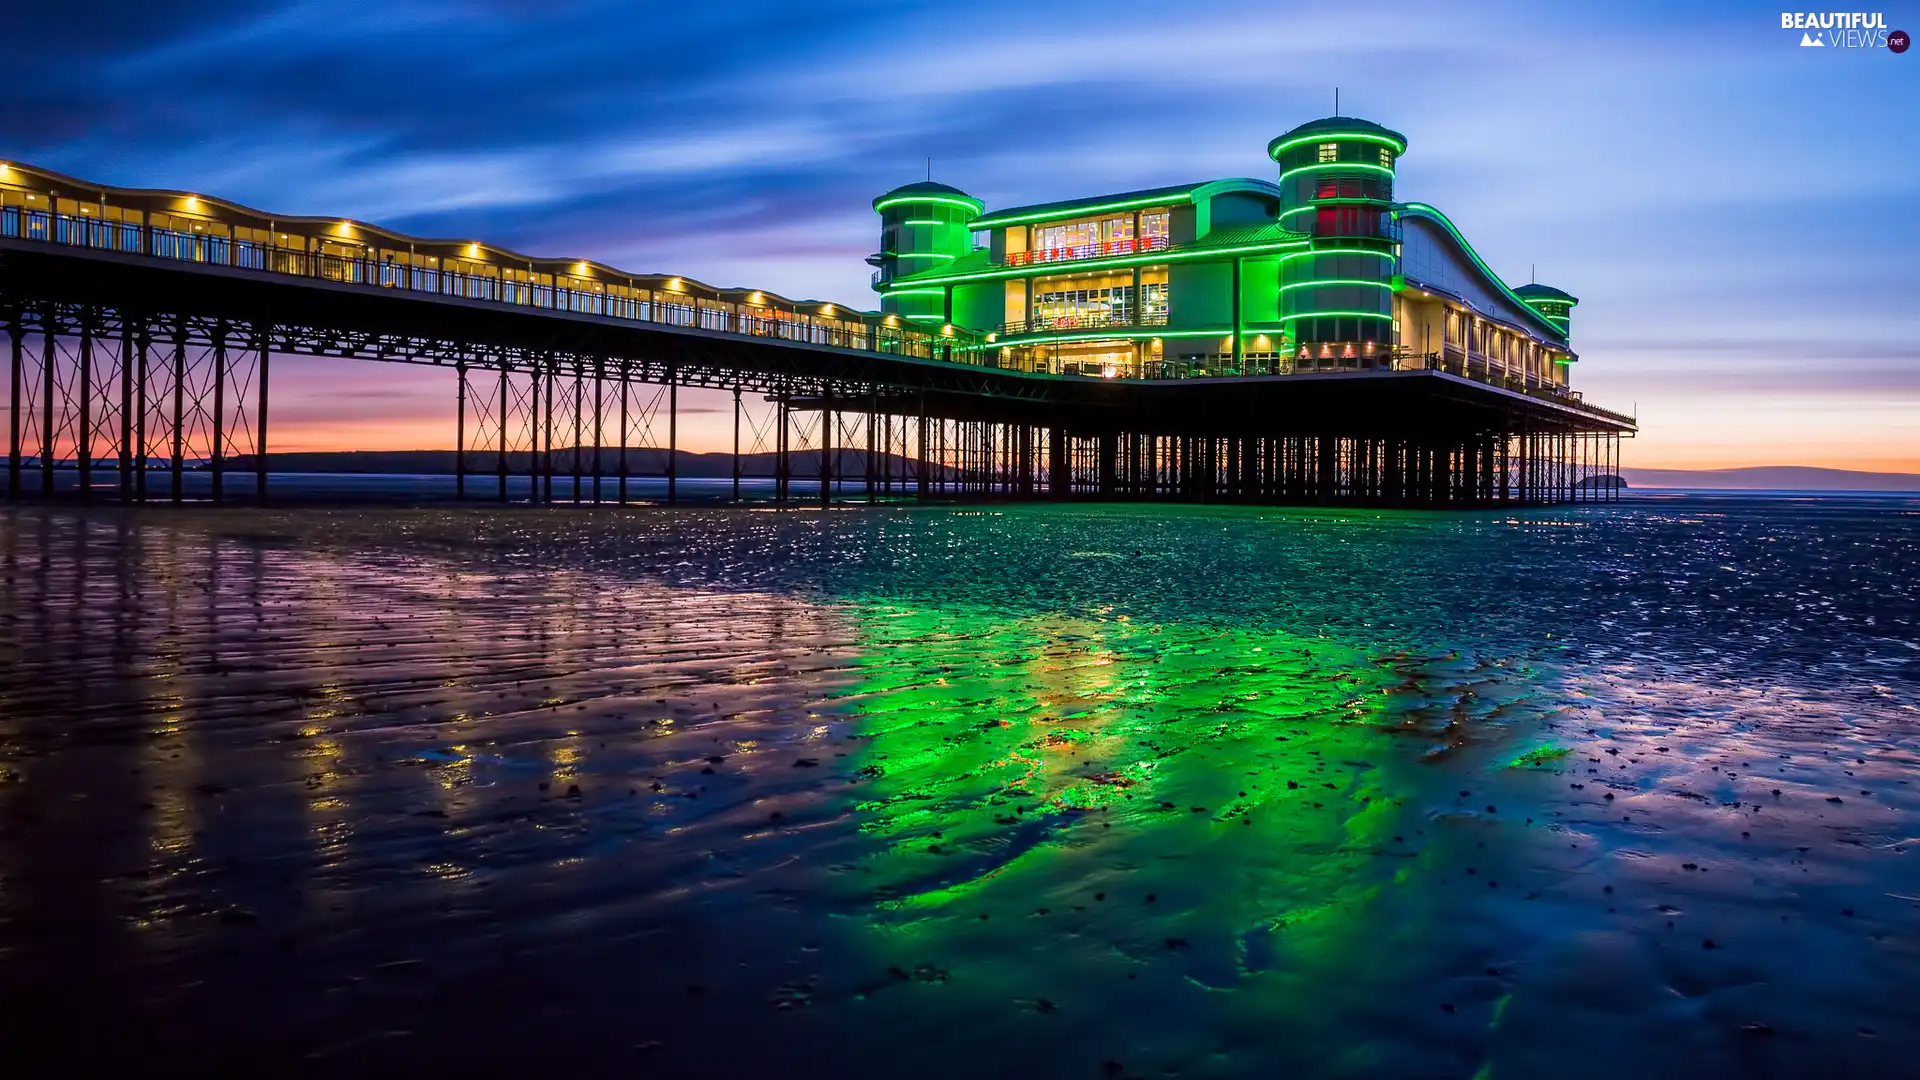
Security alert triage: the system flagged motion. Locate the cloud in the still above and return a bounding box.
[4,0,1915,466]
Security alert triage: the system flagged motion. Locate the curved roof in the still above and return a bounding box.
[871,181,984,214]
[1395,203,1572,346]
[1514,282,1580,305]
[1267,117,1409,160]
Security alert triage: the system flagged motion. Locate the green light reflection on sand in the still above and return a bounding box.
[830,599,1434,1002]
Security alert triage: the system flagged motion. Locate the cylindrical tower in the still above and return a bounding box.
[1267,117,1407,362]
[870,181,983,325]
[1514,283,1578,340]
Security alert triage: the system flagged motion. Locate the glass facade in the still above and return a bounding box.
[1011,210,1171,268]
[1013,267,1169,332]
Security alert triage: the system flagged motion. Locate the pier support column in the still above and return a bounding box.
[1098,432,1117,499]
[77,314,92,500]
[1048,427,1068,499]
[168,326,184,503]
[731,386,741,502]
[616,373,627,505]
[571,368,583,504]
[916,398,928,502]
[254,325,270,503]
[118,326,133,499]
[668,366,678,505]
[496,352,509,503]
[42,320,56,498]
[1317,435,1336,504]
[6,317,19,500]
[820,392,833,507]
[529,357,542,504]
[542,357,555,504]
[1480,436,1495,506]
[592,358,604,505]
[211,322,228,503]
[776,392,790,505]
[134,323,149,501]
[866,397,878,503]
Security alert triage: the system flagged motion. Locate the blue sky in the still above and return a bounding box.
[6,0,1915,467]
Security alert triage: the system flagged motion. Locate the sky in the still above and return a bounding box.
[5,0,1916,470]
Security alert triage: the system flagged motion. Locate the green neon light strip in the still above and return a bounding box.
[875,195,982,213]
[993,328,1245,346]
[1268,131,1407,158]
[880,287,946,299]
[889,237,1309,288]
[894,252,956,259]
[1278,247,1393,264]
[1279,200,1390,220]
[1279,311,1393,322]
[1394,203,1569,343]
[970,192,1192,229]
[1279,162,1396,184]
[1279,278,1391,292]
[902,219,945,226]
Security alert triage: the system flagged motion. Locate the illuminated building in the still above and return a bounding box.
[873,116,1581,389]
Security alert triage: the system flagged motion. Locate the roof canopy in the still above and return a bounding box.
[1514,282,1580,305]
[872,181,984,215]
[1267,117,1410,160]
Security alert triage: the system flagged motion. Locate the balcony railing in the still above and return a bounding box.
[1003,234,1170,268]
[997,310,1169,336]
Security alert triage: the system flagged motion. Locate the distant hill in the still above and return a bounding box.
[1622,466,1920,492]
[226,448,936,479]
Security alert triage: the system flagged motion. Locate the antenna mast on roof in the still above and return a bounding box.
[1531,263,1537,284]
[926,157,931,182]
[1334,87,1339,116]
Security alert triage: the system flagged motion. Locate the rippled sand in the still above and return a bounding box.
[0,496,1915,1077]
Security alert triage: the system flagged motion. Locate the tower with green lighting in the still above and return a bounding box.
[1268,117,1406,359]
[1514,283,1577,337]
[870,181,983,329]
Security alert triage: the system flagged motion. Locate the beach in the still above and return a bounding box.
[0,494,1915,1077]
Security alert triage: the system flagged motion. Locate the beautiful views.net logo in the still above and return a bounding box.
[1781,11,1907,49]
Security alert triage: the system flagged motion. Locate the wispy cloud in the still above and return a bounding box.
[2,0,1914,466]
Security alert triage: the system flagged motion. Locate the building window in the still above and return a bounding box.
[1034,219,1101,255]
[1033,284,1134,328]
[1141,211,1170,245]
[1141,281,1169,320]
[1317,143,1337,163]
[1378,147,1393,169]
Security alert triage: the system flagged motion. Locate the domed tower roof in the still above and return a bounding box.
[872,181,984,214]
[1514,283,1580,305]
[1267,116,1409,160]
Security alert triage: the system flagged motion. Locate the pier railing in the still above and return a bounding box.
[1,205,964,360]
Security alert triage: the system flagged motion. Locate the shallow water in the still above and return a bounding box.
[0,495,1916,1078]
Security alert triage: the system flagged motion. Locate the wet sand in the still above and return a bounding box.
[0,497,1916,1078]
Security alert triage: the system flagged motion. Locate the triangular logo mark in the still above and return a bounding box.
[1800,31,1825,46]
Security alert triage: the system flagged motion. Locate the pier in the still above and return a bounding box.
[0,161,1632,508]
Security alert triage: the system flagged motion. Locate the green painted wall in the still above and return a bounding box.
[953,282,1000,333]
[1168,261,1232,329]
[1241,255,1282,329]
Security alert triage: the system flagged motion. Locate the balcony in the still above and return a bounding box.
[1003,234,1169,269]
[997,310,1169,336]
